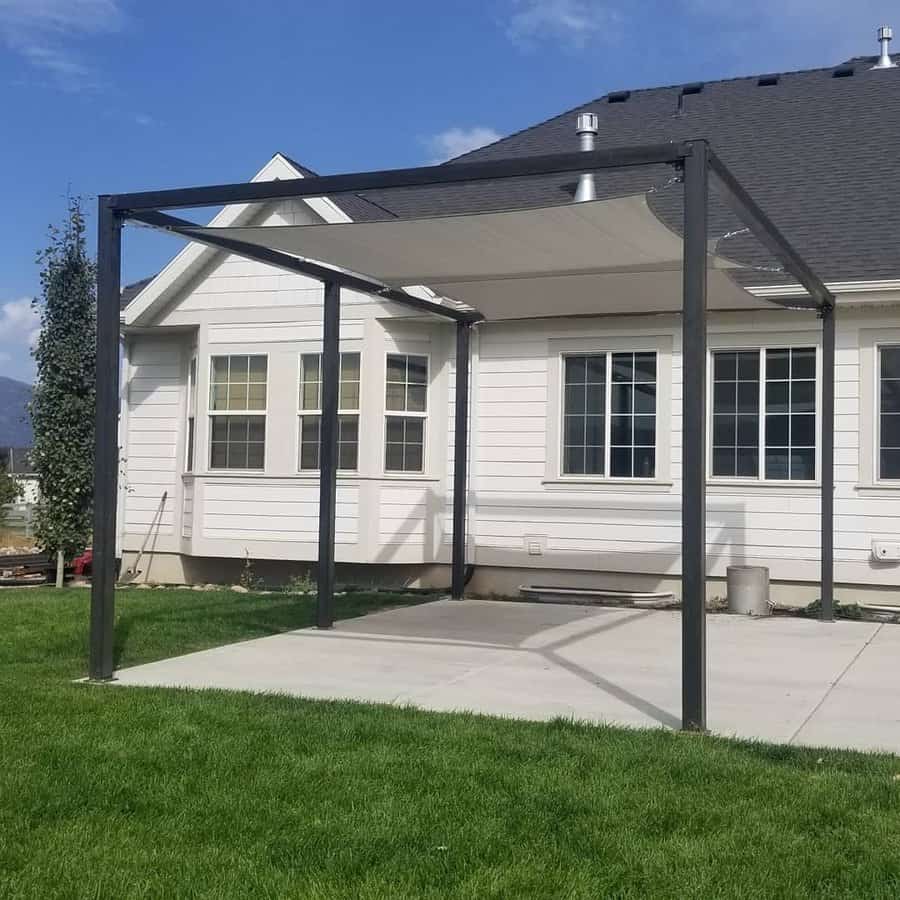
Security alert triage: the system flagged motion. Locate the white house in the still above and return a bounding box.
[118,44,900,605]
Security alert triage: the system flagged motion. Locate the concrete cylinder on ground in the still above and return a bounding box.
[727,565,771,616]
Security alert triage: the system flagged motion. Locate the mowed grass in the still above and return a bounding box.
[1,588,899,899]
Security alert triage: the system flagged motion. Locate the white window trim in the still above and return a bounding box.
[207,352,269,473]
[545,334,673,487]
[859,328,900,489]
[383,352,430,474]
[296,351,362,473]
[706,334,821,487]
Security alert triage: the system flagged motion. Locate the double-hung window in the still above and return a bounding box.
[879,346,900,479]
[209,355,267,470]
[562,351,657,478]
[711,347,816,481]
[298,352,361,471]
[385,353,428,472]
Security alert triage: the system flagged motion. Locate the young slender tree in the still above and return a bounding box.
[30,199,97,587]
[0,461,21,527]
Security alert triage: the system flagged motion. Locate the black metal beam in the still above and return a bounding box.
[108,144,691,212]
[820,305,836,621]
[126,209,480,324]
[681,141,709,732]
[451,321,472,600]
[89,198,121,680]
[316,281,340,629]
[707,150,834,311]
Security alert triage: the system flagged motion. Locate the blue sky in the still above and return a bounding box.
[0,0,895,381]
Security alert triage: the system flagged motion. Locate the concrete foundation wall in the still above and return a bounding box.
[118,551,900,607]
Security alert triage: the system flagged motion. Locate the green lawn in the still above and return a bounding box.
[1,587,899,899]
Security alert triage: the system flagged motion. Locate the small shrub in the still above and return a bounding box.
[284,571,316,595]
[801,597,863,620]
[238,551,264,591]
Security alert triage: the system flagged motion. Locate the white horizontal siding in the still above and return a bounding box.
[468,313,900,585]
[201,481,359,545]
[379,485,431,546]
[123,338,183,536]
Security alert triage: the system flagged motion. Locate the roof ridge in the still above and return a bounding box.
[444,56,880,165]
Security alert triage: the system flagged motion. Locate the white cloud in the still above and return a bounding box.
[0,0,125,90]
[134,113,154,127]
[505,0,620,50]
[0,298,40,349]
[424,126,503,163]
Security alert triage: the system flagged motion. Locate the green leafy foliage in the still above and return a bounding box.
[29,199,96,559]
[0,467,21,525]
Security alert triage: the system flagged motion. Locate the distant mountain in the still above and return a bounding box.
[0,377,33,447]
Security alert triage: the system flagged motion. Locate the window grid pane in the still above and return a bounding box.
[300,352,360,413]
[610,352,656,478]
[711,350,759,478]
[880,346,900,479]
[209,415,265,470]
[210,354,268,411]
[764,347,816,481]
[385,353,428,413]
[385,416,425,472]
[298,415,360,471]
[562,354,605,475]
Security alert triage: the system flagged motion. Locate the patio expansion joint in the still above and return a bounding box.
[787,623,885,746]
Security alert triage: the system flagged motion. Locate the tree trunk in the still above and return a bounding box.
[55,548,64,589]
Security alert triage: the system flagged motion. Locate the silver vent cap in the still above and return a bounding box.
[574,113,599,203]
[872,24,897,69]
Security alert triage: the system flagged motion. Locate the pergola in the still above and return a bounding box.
[90,140,835,732]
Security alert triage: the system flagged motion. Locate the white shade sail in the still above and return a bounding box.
[183,194,768,319]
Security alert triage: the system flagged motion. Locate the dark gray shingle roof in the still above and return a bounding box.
[358,55,900,284]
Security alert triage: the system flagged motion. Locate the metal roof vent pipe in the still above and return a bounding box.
[872,25,897,69]
[574,113,599,202]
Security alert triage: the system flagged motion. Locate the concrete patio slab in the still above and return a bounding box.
[113,599,897,754]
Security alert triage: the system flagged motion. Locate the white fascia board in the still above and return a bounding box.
[748,279,900,299]
[123,154,352,327]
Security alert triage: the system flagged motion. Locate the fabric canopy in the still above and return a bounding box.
[183,194,769,319]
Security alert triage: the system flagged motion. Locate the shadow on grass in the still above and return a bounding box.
[110,589,431,670]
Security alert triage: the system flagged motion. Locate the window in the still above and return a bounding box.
[209,355,267,470]
[185,356,197,473]
[562,351,657,478]
[385,353,427,472]
[711,351,759,478]
[298,352,361,471]
[879,346,900,479]
[711,347,816,481]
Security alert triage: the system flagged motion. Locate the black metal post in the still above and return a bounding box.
[681,142,709,732]
[451,321,472,599]
[317,280,340,629]
[820,304,836,621]
[89,198,122,680]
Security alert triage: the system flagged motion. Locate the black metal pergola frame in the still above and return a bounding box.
[90,140,835,733]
